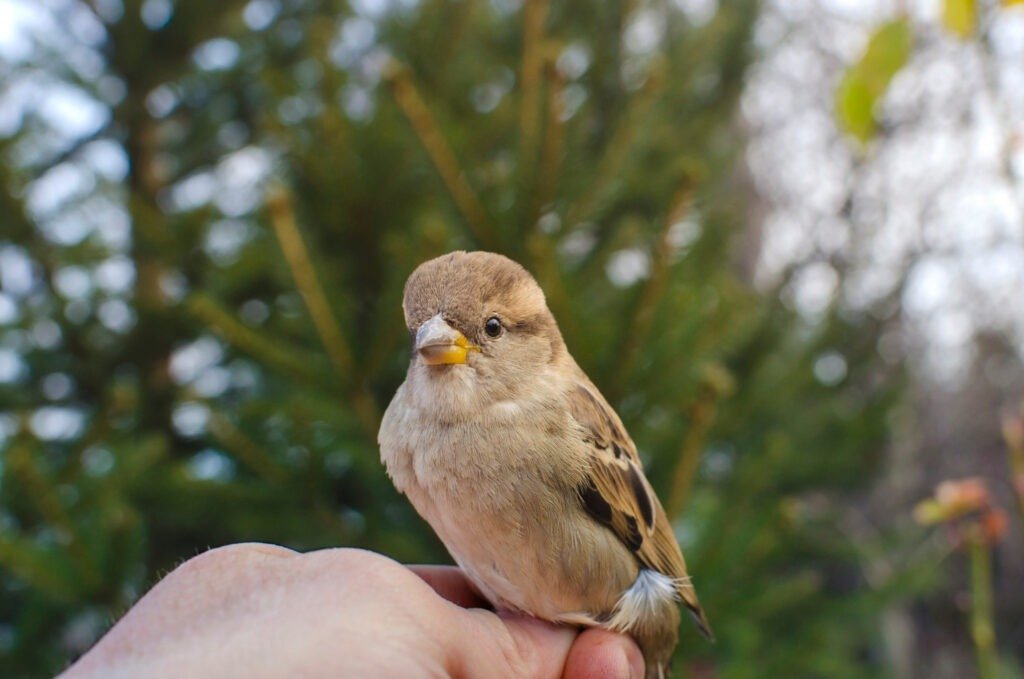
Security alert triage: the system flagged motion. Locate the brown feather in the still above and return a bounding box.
[568,380,714,641]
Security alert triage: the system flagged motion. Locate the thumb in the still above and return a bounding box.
[459,612,644,679]
[563,627,645,679]
[456,610,576,679]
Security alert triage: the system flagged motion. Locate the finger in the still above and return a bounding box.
[408,565,492,609]
[452,610,577,679]
[563,628,644,679]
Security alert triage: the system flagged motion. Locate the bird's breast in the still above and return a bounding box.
[380,376,632,621]
[403,461,616,621]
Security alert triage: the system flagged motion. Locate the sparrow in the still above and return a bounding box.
[379,251,712,678]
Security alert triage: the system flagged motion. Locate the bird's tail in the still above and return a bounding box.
[677,580,714,642]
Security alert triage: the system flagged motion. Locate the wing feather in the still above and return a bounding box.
[568,380,713,640]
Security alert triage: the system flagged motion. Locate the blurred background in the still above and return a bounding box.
[0,0,1022,676]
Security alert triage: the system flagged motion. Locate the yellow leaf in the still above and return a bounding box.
[943,0,976,38]
[835,20,912,143]
[837,72,874,143]
[1003,0,1024,6]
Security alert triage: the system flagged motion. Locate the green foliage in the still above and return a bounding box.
[0,1,911,676]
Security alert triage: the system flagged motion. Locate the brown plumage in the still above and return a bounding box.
[379,251,711,677]
[569,382,713,641]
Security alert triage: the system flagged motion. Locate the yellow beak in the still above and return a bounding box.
[415,315,480,366]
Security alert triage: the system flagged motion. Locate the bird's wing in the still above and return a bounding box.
[567,379,713,640]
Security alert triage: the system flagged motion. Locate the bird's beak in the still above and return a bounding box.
[415,314,480,366]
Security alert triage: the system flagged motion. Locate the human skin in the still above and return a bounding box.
[60,544,645,679]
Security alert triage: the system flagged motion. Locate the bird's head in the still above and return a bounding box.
[401,251,565,406]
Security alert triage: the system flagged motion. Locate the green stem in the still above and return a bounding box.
[968,526,997,679]
[1003,411,1024,526]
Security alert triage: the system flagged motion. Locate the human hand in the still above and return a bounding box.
[62,544,645,679]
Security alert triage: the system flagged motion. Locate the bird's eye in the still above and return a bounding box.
[484,316,503,338]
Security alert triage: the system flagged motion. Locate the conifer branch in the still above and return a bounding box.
[209,412,356,538]
[519,0,549,178]
[564,62,666,229]
[666,398,715,518]
[384,62,497,249]
[266,188,381,434]
[525,56,571,329]
[666,364,733,518]
[535,56,567,216]
[186,293,327,384]
[0,535,78,600]
[267,188,354,376]
[6,438,101,590]
[609,184,693,396]
[208,413,291,484]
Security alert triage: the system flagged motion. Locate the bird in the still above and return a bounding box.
[379,251,712,678]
